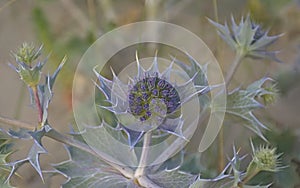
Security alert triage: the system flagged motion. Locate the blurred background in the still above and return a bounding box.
[0,0,299,187]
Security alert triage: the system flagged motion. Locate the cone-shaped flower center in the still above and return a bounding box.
[128,75,180,122]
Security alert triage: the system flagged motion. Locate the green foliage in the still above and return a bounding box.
[0,131,14,188]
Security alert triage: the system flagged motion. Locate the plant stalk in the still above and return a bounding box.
[135,131,152,178]
[218,53,244,172]
[213,0,226,172]
[225,54,244,86]
[32,86,43,127]
[217,124,225,172]
[137,176,160,188]
[213,0,220,58]
[242,168,260,184]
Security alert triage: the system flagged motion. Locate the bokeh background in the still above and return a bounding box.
[0,0,299,187]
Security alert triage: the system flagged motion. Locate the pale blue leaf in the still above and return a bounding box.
[49,56,66,89]
[77,123,138,166]
[216,78,276,141]
[148,169,197,188]
[7,128,32,139]
[54,146,140,188]
[28,140,47,181]
[5,126,50,182]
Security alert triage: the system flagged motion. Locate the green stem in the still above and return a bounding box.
[225,54,244,86]
[213,0,220,58]
[213,0,226,172]
[137,176,160,188]
[32,86,43,127]
[135,131,152,178]
[217,124,225,172]
[217,53,244,172]
[87,0,97,35]
[242,168,260,184]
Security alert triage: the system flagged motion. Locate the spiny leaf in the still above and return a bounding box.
[188,145,273,188]
[189,177,234,188]
[0,177,14,188]
[27,140,47,181]
[5,126,51,182]
[174,54,212,109]
[190,177,269,188]
[53,146,107,178]
[54,146,139,188]
[38,58,65,125]
[7,140,47,182]
[7,128,32,140]
[188,155,234,188]
[209,15,282,62]
[72,122,138,166]
[61,174,140,188]
[208,18,236,50]
[216,78,276,141]
[7,125,51,144]
[49,56,66,89]
[148,169,197,188]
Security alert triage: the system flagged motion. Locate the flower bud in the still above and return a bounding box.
[10,44,45,87]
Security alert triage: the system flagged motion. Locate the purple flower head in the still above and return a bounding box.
[95,52,205,147]
[128,76,180,122]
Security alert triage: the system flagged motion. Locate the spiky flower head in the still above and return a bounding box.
[245,141,283,183]
[252,145,281,172]
[209,15,282,62]
[10,43,45,87]
[95,52,205,147]
[14,43,42,66]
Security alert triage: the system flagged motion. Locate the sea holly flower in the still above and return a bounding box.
[209,15,282,62]
[94,52,206,148]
